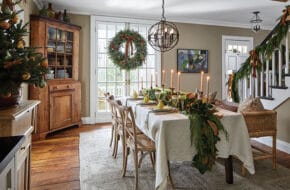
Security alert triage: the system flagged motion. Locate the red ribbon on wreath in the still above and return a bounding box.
[124,35,134,59]
[250,49,260,78]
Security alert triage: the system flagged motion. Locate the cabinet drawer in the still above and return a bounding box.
[8,109,33,136]
[15,135,31,168]
[49,84,74,92]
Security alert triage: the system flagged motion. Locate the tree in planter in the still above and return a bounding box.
[0,0,48,106]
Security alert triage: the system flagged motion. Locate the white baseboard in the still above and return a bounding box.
[81,117,112,124]
[253,137,290,154]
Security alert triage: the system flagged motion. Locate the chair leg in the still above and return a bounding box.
[273,135,277,169]
[122,147,129,177]
[134,150,139,190]
[167,161,174,188]
[241,164,246,176]
[109,123,114,147]
[149,152,155,170]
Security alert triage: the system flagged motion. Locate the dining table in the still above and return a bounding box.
[121,97,255,190]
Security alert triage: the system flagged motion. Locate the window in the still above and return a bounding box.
[90,16,160,122]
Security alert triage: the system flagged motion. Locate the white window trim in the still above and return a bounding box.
[86,15,161,124]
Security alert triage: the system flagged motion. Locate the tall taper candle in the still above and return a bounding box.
[155,72,158,86]
[206,76,210,98]
[150,74,153,88]
[162,70,165,85]
[170,69,174,88]
[141,76,143,89]
[200,71,204,92]
[177,72,181,92]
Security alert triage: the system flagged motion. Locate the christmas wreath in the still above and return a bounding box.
[108,29,147,70]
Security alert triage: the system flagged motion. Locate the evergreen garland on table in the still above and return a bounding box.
[108,29,147,71]
[231,6,290,102]
[0,0,48,96]
[184,98,228,174]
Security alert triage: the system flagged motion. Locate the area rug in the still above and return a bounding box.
[80,129,290,190]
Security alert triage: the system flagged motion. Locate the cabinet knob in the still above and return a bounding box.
[21,146,26,150]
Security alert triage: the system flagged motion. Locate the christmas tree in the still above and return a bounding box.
[0,0,48,97]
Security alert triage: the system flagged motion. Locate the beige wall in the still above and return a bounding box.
[69,14,91,117]
[20,1,39,100]
[162,23,268,100]
[69,14,269,117]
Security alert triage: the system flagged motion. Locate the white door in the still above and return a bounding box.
[222,36,253,100]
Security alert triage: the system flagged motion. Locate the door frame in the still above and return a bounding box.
[221,35,253,100]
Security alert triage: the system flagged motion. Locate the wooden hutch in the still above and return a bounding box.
[29,15,81,140]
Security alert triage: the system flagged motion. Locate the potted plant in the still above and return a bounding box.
[0,0,48,107]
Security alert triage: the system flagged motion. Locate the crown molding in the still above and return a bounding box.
[31,1,274,31]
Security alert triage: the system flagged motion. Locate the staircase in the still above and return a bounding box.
[234,20,290,110]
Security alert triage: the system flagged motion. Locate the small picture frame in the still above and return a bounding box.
[177,49,208,73]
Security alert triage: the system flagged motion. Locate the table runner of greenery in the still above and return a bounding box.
[142,88,228,174]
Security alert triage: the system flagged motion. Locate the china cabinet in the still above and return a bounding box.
[29,15,81,140]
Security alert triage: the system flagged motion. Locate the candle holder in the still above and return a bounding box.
[198,91,204,99]
[161,84,165,92]
[169,87,175,95]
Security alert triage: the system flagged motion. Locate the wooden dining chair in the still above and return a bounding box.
[116,104,157,190]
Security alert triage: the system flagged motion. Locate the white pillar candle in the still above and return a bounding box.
[200,71,204,92]
[170,69,174,88]
[177,72,181,92]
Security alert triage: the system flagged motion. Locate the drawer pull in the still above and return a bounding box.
[20,146,26,150]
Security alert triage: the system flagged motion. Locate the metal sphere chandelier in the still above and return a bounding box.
[148,0,179,52]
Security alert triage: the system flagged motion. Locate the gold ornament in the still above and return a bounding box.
[22,72,31,80]
[12,14,19,24]
[0,21,10,29]
[17,40,24,49]
[41,58,48,68]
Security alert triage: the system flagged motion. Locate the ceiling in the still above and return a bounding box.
[34,0,289,30]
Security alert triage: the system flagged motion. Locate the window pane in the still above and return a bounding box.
[97,54,106,67]
[129,69,138,82]
[107,83,115,95]
[116,24,125,32]
[116,69,125,82]
[147,55,155,68]
[116,83,125,97]
[97,97,106,112]
[98,68,106,82]
[107,68,115,82]
[98,39,107,53]
[107,24,116,39]
[97,83,106,97]
[97,24,106,38]
[107,58,114,67]
[130,83,138,94]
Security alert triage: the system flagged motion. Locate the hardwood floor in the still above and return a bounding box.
[31,124,111,190]
[31,123,290,189]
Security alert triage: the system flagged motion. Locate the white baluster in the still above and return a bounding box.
[260,54,264,97]
[286,33,289,74]
[266,59,269,97]
[255,73,258,97]
[272,51,275,86]
[279,47,282,86]
[243,78,247,100]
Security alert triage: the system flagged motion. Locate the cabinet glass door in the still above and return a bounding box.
[46,27,74,79]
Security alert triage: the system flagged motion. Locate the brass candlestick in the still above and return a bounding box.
[169,87,175,95]
[161,84,165,92]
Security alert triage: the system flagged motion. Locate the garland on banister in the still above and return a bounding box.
[231,6,290,102]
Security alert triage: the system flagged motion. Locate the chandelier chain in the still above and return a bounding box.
[162,0,165,20]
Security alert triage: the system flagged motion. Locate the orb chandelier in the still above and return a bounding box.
[148,0,179,52]
[250,11,262,33]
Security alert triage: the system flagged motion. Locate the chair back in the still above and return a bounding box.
[115,103,138,149]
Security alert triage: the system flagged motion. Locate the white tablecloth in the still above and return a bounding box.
[121,97,255,190]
